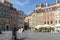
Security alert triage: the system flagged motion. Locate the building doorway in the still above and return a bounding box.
[6,25,9,30]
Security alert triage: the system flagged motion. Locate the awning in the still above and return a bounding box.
[35,25,42,29]
[42,24,51,27]
[54,24,60,27]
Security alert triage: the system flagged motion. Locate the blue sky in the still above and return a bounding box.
[8,0,56,15]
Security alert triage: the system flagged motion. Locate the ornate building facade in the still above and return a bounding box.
[0,0,24,31]
[25,0,60,30]
[0,0,12,31]
[18,11,24,28]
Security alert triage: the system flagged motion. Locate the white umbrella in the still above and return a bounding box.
[42,24,51,27]
[54,24,60,31]
[54,24,60,27]
[51,25,55,27]
[35,25,42,29]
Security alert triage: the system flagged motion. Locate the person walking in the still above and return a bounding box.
[12,25,18,40]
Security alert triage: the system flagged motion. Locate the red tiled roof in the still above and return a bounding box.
[4,0,12,4]
[28,13,33,16]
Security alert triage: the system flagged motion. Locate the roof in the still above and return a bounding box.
[28,13,33,16]
[2,0,12,5]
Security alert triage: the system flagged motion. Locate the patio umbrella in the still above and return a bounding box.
[54,24,60,27]
[50,25,55,27]
[54,24,60,31]
[35,25,42,29]
[42,24,51,27]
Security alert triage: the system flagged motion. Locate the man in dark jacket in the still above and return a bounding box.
[12,25,18,40]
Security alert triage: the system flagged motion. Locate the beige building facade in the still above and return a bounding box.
[25,0,60,30]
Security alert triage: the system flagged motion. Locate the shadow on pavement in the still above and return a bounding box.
[17,37,28,40]
[0,33,5,34]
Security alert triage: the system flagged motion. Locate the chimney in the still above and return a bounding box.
[39,3,43,8]
[46,3,48,7]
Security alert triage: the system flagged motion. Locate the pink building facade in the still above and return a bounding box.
[10,8,18,28]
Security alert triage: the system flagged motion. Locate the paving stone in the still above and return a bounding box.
[0,30,60,40]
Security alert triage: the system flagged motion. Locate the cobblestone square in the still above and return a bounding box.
[0,30,60,40]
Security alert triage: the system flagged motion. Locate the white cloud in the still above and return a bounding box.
[9,0,29,6]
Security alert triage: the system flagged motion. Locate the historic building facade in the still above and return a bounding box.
[18,11,24,28]
[25,0,60,30]
[10,8,18,29]
[0,0,24,31]
[0,0,13,31]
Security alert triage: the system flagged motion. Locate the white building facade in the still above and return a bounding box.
[54,8,60,31]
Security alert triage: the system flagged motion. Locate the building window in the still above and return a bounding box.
[11,17,12,19]
[2,7,5,10]
[39,9,41,12]
[36,10,39,13]
[51,21,53,24]
[10,11,13,13]
[55,20,57,24]
[4,14,6,16]
[1,7,3,9]
[4,8,7,11]
[59,20,60,23]
[44,22,46,24]
[47,21,49,24]
[1,13,3,16]
[6,14,9,16]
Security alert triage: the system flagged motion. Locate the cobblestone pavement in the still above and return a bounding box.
[0,31,12,40]
[0,30,60,40]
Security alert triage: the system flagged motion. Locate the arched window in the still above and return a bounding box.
[4,14,6,16]
[44,22,46,24]
[47,21,49,24]
[51,21,53,24]
[1,12,3,16]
